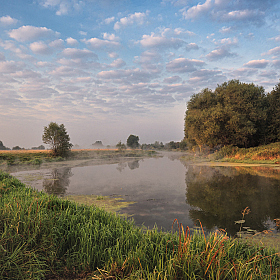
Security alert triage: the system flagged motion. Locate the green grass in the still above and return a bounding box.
[0,149,158,167]
[1,172,279,279]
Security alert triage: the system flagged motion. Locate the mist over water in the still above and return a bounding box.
[11,155,280,235]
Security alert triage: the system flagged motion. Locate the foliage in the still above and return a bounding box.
[1,172,279,279]
[12,146,24,150]
[185,80,267,149]
[141,141,164,150]
[31,145,45,150]
[166,141,180,149]
[266,83,280,143]
[126,134,139,149]
[116,141,126,151]
[0,141,10,150]
[42,122,73,157]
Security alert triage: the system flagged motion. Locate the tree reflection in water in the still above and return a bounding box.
[43,167,73,196]
[116,160,140,172]
[185,165,280,236]
[128,160,139,170]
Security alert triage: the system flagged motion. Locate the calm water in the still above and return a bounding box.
[11,155,280,235]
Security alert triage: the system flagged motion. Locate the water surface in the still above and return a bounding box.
[11,155,280,235]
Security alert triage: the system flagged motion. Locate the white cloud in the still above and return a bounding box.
[219,26,232,33]
[0,53,5,61]
[219,37,238,46]
[66,37,78,46]
[114,11,148,30]
[222,9,263,21]
[186,43,199,51]
[206,47,236,61]
[103,33,120,41]
[49,39,64,49]
[97,68,151,83]
[30,41,53,55]
[264,46,280,56]
[61,48,97,59]
[104,16,115,24]
[40,0,84,15]
[8,25,58,42]
[79,31,87,36]
[243,59,269,68]
[166,58,205,73]
[0,61,24,73]
[140,32,185,49]
[181,0,212,20]
[163,75,182,84]
[0,15,18,25]
[82,38,120,49]
[161,27,195,37]
[108,52,118,58]
[110,58,126,68]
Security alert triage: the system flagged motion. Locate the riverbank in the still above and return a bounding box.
[0,149,158,173]
[1,171,279,279]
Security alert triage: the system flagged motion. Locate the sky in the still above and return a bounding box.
[1,0,280,149]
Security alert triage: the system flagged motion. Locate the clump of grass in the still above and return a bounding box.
[1,172,279,279]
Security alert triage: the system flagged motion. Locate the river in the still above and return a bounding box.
[10,152,280,238]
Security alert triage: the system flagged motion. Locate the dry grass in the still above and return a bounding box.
[0,149,51,154]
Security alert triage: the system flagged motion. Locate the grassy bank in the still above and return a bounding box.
[0,149,157,167]
[1,172,279,279]
[212,142,280,164]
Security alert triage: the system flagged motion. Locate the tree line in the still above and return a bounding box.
[184,80,280,150]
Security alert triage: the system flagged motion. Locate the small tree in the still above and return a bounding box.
[126,134,139,149]
[116,141,126,151]
[42,122,73,156]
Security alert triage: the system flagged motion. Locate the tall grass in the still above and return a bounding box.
[213,142,280,163]
[1,171,279,279]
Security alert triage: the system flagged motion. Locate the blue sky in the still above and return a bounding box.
[1,0,280,148]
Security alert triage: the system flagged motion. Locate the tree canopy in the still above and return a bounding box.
[126,134,140,149]
[184,80,272,149]
[42,122,73,156]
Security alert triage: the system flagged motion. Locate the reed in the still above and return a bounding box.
[1,171,279,279]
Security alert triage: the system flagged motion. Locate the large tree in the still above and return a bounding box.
[42,122,73,156]
[185,80,266,149]
[266,82,280,143]
[126,134,139,149]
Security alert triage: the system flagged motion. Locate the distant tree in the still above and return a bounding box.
[127,134,139,149]
[31,145,45,150]
[116,141,126,151]
[42,122,73,156]
[166,141,180,150]
[0,141,9,150]
[92,141,103,148]
[12,146,23,150]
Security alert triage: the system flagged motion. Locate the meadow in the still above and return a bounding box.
[1,171,280,279]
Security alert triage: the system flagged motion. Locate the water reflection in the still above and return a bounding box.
[43,167,73,196]
[116,160,140,172]
[10,156,280,235]
[185,165,280,235]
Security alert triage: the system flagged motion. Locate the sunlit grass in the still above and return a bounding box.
[213,142,280,163]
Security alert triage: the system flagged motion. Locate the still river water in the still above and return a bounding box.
[10,153,280,236]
